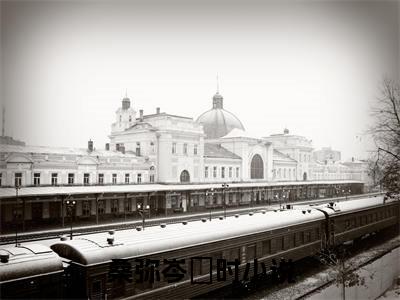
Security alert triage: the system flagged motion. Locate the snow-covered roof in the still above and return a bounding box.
[0,144,138,158]
[0,180,363,199]
[51,208,326,265]
[316,195,393,215]
[273,149,297,163]
[0,244,63,282]
[204,143,242,160]
[221,128,264,140]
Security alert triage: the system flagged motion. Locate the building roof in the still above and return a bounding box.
[204,143,242,160]
[220,128,264,140]
[0,180,363,199]
[0,144,138,158]
[196,93,244,139]
[273,149,297,162]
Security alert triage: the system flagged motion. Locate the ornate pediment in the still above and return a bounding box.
[77,156,99,165]
[6,153,33,164]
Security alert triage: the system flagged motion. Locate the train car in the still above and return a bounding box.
[50,196,399,299]
[51,208,326,299]
[316,196,400,247]
[0,244,65,299]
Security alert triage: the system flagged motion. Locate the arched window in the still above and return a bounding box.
[250,154,263,179]
[180,170,190,183]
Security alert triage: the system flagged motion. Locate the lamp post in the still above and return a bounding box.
[65,200,76,240]
[282,189,286,209]
[205,188,215,221]
[137,203,150,230]
[222,183,229,219]
[14,185,21,246]
[275,193,279,209]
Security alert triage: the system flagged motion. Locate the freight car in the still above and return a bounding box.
[0,244,65,299]
[49,196,399,299]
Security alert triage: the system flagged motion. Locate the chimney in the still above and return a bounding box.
[139,109,144,121]
[116,144,120,151]
[105,143,110,151]
[156,107,160,114]
[88,140,93,152]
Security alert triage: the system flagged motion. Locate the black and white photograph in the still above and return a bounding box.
[0,0,399,299]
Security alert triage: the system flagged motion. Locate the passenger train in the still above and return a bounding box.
[0,195,398,299]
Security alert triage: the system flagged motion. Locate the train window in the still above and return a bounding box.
[345,220,350,229]
[305,231,311,243]
[247,244,256,262]
[299,232,304,245]
[275,237,283,251]
[227,248,240,261]
[210,251,223,270]
[262,240,271,255]
[316,228,320,239]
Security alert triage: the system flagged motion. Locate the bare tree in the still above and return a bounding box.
[369,78,400,193]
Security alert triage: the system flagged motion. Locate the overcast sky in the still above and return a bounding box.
[1,0,399,160]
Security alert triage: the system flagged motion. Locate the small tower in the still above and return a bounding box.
[111,93,136,134]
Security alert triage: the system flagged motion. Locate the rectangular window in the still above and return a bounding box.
[112,173,117,184]
[137,173,142,183]
[236,167,239,178]
[247,244,256,262]
[0,173,2,186]
[221,167,225,178]
[205,166,209,178]
[111,199,119,213]
[213,166,217,178]
[125,173,130,184]
[68,173,74,185]
[15,173,22,187]
[172,142,176,154]
[194,144,198,155]
[229,167,232,178]
[51,173,58,186]
[136,142,141,156]
[82,200,91,216]
[262,240,271,255]
[150,174,155,183]
[98,173,104,184]
[183,143,188,155]
[34,173,41,186]
[84,173,90,185]
[229,193,233,203]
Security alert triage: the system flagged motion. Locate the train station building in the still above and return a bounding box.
[0,90,368,233]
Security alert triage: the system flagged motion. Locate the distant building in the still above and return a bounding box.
[0,135,25,146]
[0,140,151,187]
[313,147,341,163]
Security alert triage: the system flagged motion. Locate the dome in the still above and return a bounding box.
[196,92,245,139]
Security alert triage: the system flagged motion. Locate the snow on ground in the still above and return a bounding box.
[377,279,400,300]
[255,236,400,300]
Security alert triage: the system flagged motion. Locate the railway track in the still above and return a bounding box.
[0,192,383,245]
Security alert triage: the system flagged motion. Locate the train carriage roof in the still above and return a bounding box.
[51,208,326,265]
[0,244,63,283]
[315,195,394,215]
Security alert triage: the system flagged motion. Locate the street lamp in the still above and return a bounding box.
[222,183,229,219]
[205,188,215,221]
[65,200,76,240]
[137,203,150,230]
[274,193,280,209]
[14,185,21,246]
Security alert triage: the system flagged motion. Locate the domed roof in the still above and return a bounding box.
[196,92,245,139]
